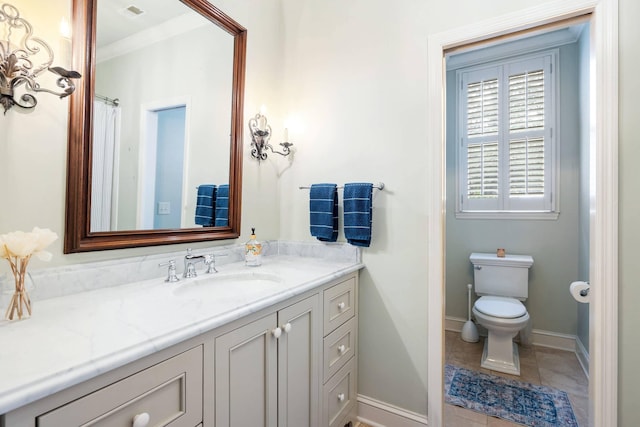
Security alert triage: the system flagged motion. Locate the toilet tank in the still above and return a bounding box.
[470,253,534,300]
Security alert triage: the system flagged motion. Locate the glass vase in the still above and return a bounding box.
[4,255,32,320]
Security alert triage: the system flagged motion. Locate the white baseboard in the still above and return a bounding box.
[445,316,577,352]
[575,335,590,379]
[444,316,468,334]
[529,329,576,352]
[357,395,428,427]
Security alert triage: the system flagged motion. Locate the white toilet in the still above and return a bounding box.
[470,252,534,375]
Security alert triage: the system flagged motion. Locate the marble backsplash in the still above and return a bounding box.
[0,241,360,306]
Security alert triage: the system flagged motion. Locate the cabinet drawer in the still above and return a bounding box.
[323,317,356,383]
[323,277,356,335]
[323,357,356,427]
[37,346,203,427]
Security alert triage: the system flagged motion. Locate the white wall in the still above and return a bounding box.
[617,0,640,424]
[0,1,72,263]
[2,0,640,424]
[277,0,640,422]
[277,0,580,416]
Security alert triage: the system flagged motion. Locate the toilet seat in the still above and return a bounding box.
[474,296,527,319]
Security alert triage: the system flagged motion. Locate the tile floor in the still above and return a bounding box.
[444,330,589,427]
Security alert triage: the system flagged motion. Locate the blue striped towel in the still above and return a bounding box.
[195,185,216,226]
[309,183,338,242]
[343,182,373,247]
[215,184,229,227]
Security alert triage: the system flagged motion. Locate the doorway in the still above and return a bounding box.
[425,1,618,426]
[153,106,186,229]
[443,22,591,426]
[137,100,190,229]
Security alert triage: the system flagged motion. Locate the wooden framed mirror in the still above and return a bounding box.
[65,0,246,253]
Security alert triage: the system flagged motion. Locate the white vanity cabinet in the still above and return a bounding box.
[321,276,358,427]
[214,294,320,427]
[3,345,205,427]
[0,271,358,427]
[37,346,203,427]
[213,274,358,427]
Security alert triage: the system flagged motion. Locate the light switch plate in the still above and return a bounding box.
[157,201,171,215]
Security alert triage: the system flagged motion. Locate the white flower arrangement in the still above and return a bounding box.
[1,227,58,320]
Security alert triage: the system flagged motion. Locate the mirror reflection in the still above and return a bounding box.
[91,0,233,232]
[64,0,245,253]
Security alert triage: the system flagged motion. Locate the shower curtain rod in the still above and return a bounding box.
[95,94,120,106]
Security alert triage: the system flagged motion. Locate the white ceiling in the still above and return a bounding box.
[96,0,195,47]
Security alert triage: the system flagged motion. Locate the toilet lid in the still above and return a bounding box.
[474,296,527,319]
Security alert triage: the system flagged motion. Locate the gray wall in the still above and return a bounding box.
[445,42,583,335]
[577,26,590,350]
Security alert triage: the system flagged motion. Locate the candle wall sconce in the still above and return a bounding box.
[0,3,81,114]
[249,113,293,161]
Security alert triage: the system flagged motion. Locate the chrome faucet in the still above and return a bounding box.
[158,259,180,282]
[184,248,207,278]
[204,254,218,274]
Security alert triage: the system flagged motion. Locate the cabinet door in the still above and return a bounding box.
[215,313,278,427]
[277,295,320,427]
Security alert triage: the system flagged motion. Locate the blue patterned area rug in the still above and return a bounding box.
[445,364,579,427]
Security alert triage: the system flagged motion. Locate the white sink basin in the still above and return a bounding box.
[172,271,286,297]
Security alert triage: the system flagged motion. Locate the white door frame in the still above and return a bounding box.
[426,1,618,426]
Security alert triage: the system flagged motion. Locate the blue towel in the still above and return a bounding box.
[309,183,338,242]
[215,184,229,227]
[195,185,216,226]
[343,182,373,247]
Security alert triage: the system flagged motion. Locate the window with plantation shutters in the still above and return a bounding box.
[468,142,498,198]
[509,137,545,196]
[457,52,557,217]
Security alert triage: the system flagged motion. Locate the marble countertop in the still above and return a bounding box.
[0,254,363,415]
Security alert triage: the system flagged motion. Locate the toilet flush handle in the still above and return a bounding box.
[474,266,482,270]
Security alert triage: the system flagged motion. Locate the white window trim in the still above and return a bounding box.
[456,211,560,220]
[454,49,560,220]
